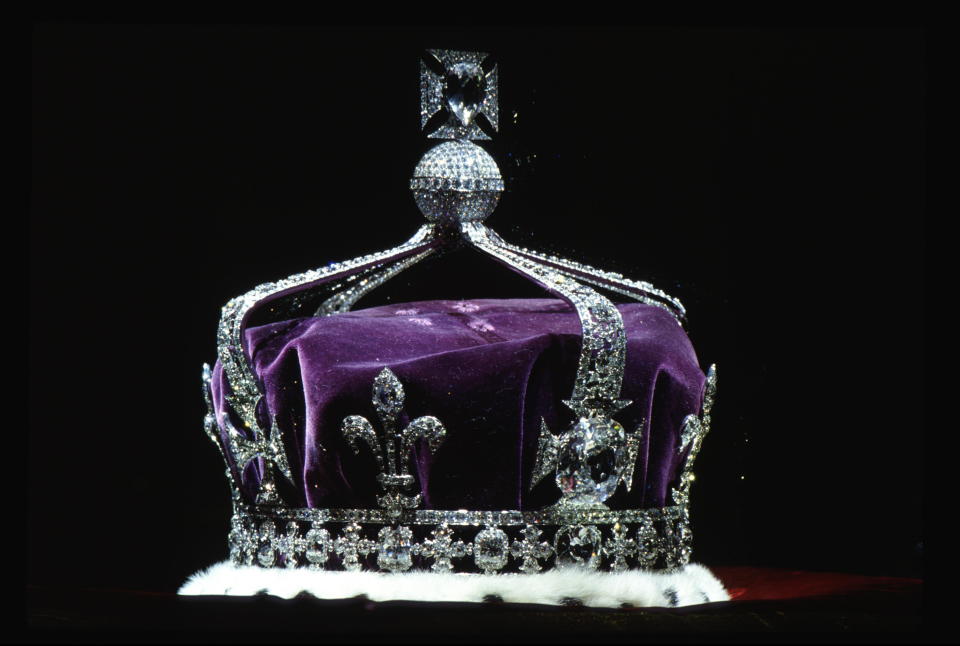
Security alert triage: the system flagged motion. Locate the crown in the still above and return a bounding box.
[181,50,727,607]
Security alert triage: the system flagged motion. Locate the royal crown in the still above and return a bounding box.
[181,50,727,607]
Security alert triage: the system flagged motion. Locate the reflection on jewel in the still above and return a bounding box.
[636,517,659,568]
[257,520,277,567]
[555,524,602,569]
[474,526,509,574]
[377,526,414,572]
[555,417,628,505]
[444,62,486,127]
[229,504,691,573]
[421,49,498,140]
[304,526,330,568]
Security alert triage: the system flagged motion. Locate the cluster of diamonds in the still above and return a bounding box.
[493,238,687,323]
[671,365,717,509]
[410,141,504,222]
[341,368,447,519]
[227,506,690,574]
[204,49,713,576]
[420,49,498,140]
[410,140,504,191]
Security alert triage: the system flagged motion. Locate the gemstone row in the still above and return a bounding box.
[229,505,692,574]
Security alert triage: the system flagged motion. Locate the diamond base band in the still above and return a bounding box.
[228,503,692,574]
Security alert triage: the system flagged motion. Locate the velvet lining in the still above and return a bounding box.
[211,298,707,511]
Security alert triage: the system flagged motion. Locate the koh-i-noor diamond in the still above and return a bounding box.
[556,416,629,505]
[531,412,642,509]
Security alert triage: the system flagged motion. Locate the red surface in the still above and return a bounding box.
[711,566,922,602]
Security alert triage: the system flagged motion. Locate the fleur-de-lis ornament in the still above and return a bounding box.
[341,368,447,519]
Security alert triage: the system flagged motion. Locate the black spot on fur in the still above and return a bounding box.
[663,587,679,607]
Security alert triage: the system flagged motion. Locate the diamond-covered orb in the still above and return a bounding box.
[444,62,487,127]
[410,140,504,223]
[555,416,628,506]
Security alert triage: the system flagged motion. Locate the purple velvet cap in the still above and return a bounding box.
[211,298,707,512]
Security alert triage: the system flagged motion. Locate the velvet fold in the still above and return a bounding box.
[211,298,707,511]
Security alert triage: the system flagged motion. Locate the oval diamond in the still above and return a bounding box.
[554,524,602,569]
[257,544,276,567]
[555,417,628,505]
[305,527,330,566]
[473,526,508,573]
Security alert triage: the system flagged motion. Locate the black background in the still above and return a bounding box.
[30,23,924,594]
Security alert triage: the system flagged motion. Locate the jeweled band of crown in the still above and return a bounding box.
[203,49,715,575]
[225,505,693,574]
